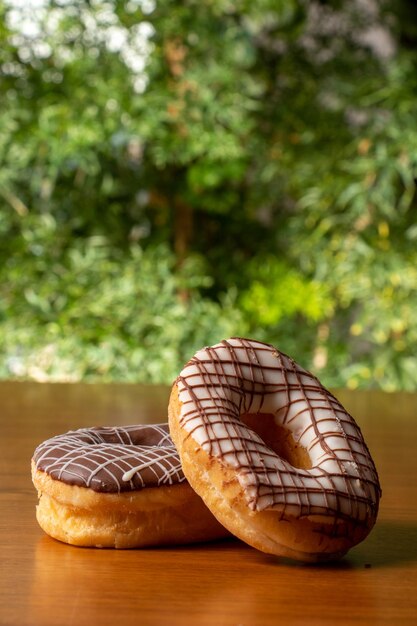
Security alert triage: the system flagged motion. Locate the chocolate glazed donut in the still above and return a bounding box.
[32,424,229,548]
[169,338,381,562]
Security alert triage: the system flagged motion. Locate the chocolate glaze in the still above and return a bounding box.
[176,338,381,528]
[33,424,186,493]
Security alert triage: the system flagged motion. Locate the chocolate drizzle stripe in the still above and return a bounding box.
[33,424,186,493]
[177,337,381,524]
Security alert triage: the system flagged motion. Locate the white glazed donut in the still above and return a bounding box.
[169,337,381,562]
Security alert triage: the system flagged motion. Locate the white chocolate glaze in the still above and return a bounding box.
[177,338,381,525]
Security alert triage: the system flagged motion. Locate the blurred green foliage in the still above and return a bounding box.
[1,0,417,390]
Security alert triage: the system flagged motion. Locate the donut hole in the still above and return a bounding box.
[240,413,312,470]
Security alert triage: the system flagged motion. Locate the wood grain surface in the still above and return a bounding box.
[1,381,416,626]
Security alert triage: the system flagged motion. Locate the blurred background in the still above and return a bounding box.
[0,0,416,391]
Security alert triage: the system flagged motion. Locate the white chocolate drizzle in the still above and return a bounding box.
[33,424,186,493]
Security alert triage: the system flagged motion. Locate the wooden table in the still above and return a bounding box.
[1,382,416,625]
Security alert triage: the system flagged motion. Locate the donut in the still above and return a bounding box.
[168,337,381,562]
[32,423,229,548]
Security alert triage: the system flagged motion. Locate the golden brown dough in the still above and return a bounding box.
[32,463,228,548]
